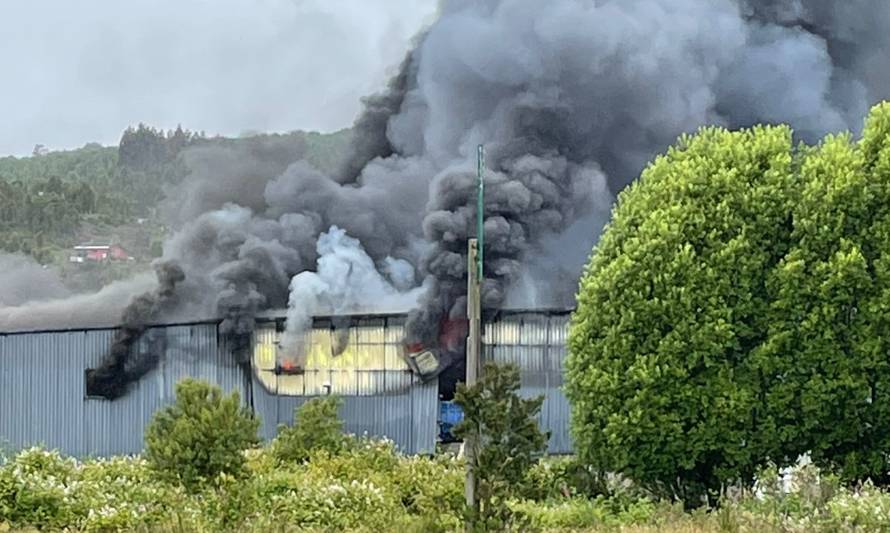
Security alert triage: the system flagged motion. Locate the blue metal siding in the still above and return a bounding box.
[484,312,573,454]
[0,319,437,457]
[252,378,438,454]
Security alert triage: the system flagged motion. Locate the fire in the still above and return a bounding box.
[278,358,304,375]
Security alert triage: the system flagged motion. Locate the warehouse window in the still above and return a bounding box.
[84,369,107,400]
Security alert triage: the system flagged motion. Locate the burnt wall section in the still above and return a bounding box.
[252,314,427,396]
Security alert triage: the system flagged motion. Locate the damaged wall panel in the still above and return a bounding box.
[251,314,427,396]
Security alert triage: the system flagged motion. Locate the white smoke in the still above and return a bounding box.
[278,226,426,367]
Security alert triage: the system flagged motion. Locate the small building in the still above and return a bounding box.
[69,244,130,263]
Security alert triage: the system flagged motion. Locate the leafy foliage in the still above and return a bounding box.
[757,103,890,483]
[511,496,666,531]
[5,445,890,532]
[566,102,890,503]
[454,361,549,530]
[271,395,348,463]
[144,379,260,489]
[523,456,607,501]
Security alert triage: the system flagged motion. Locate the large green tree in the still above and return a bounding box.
[566,102,890,503]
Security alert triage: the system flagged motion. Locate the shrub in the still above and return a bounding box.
[204,437,464,532]
[511,496,665,530]
[9,444,890,532]
[454,361,549,530]
[567,102,890,502]
[524,456,607,501]
[271,395,348,464]
[388,454,465,525]
[144,378,260,489]
[0,448,78,530]
[70,456,187,532]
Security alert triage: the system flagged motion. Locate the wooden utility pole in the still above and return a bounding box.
[466,238,482,388]
[465,239,481,529]
[465,144,485,531]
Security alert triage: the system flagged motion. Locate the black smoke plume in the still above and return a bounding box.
[2,0,888,397]
[86,261,185,399]
[401,0,890,354]
[84,52,427,397]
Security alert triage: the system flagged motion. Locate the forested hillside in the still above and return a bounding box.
[0,125,351,286]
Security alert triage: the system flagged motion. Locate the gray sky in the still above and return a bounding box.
[0,0,438,157]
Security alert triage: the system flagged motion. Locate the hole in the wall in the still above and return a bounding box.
[84,369,108,400]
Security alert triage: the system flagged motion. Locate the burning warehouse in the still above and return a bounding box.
[0,0,887,458]
[0,308,572,457]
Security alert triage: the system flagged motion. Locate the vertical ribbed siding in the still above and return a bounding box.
[1,310,572,459]
[80,323,246,457]
[253,378,438,455]
[1,317,438,458]
[0,323,248,458]
[483,312,573,454]
[0,329,101,456]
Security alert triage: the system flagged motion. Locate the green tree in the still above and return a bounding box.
[760,103,890,483]
[454,362,549,530]
[566,102,890,504]
[271,395,347,463]
[144,379,259,489]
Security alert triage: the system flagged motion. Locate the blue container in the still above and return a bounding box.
[438,401,464,442]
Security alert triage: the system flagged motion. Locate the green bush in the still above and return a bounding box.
[271,395,348,464]
[306,438,465,529]
[144,379,260,489]
[722,461,890,532]
[203,440,464,532]
[567,102,890,502]
[0,448,195,532]
[524,456,607,501]
[72,456,190,532]
[8,444,890,532]
[0,448,78,530]
[388,454,465,525]
[511,496,666,530]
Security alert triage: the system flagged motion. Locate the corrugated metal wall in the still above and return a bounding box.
[484,311,573,454]
[0,318,437,457]
[0,324,246,457]
[252,380,438,453]
[0,310,572,458]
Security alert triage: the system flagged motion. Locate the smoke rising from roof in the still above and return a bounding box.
[278,226,426,369]
[86,262,184,399]
[0,0,888,396]
[399,0,889,345]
